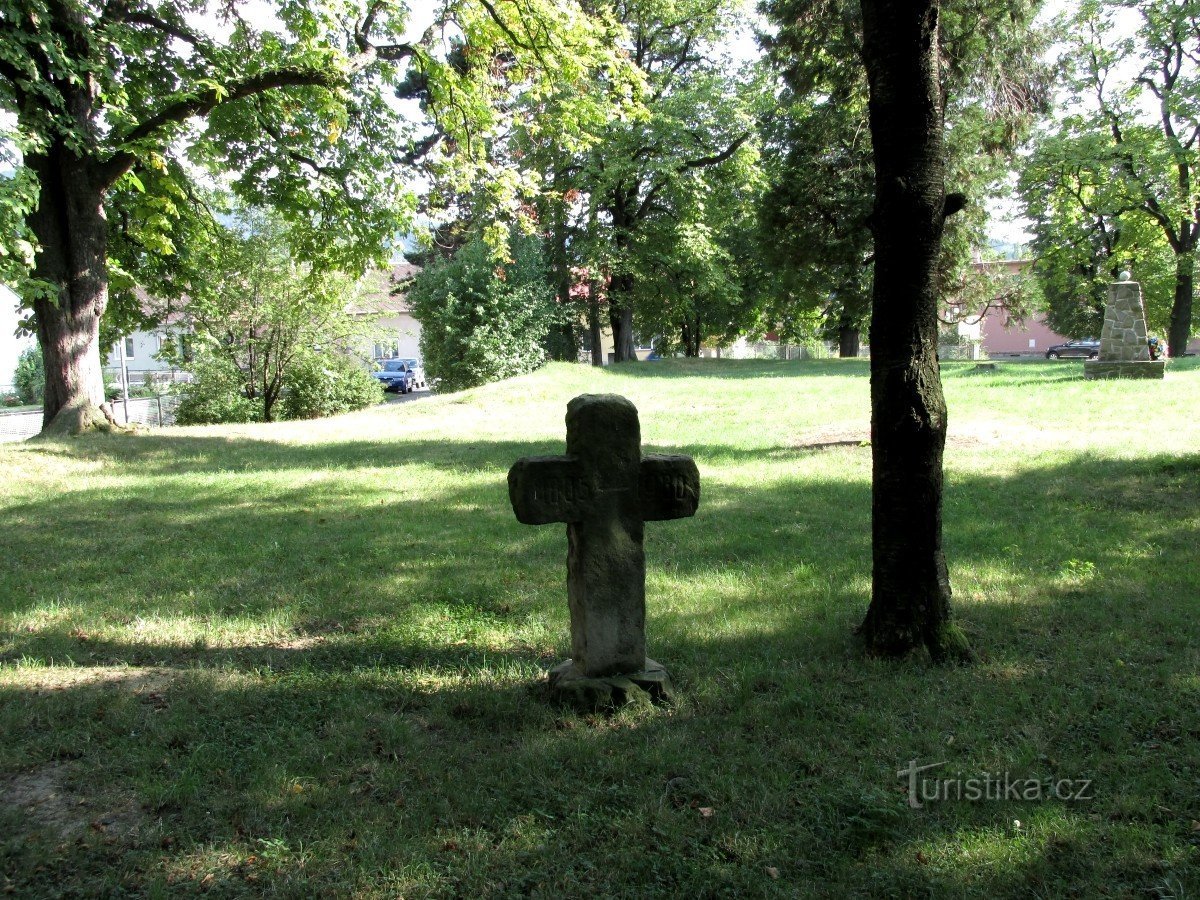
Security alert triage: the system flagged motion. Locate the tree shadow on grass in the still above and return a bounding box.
[0,433,1197,896]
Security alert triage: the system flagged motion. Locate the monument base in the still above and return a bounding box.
[1084,360,1166,380]
[548,658,674,710]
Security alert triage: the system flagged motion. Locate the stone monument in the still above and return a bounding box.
[508,394,699,707]
[1084,275,1166,380]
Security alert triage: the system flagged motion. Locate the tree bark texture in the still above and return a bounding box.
[608,273,637,362]
[857,0,970,662]
[587,278,605,366]
[1168,253,1194,358]
[27,145,117,435]
[838,322,861,358]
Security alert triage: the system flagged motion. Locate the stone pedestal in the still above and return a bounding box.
[548,658,675,710]
[1084,280,1165,380]
[1084,359,1167,380]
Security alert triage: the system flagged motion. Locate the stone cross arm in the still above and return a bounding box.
[508,453,699,525]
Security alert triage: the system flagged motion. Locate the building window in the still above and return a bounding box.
[374,339,400,359]
[124,336,135,357]
[633,333,657,351]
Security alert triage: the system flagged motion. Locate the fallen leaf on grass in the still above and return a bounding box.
[698,807,715,818]
[764,866,780,880]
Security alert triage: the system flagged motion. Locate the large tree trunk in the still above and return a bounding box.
[27,146,117,436]
[681,313,702,357]
[587,278,605,366]
[837,321,861,358]
[608,273,637,362]
[546,198,579,362]
[856,0,970,662]
[1168,248,1193,358]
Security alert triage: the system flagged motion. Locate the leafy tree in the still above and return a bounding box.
[0,0,630,434]
[177,210,376,423]
[175,355,260,426]
[1018,127,1176,338]
[760,0,1046,659]
[1019,0,1198,354]
[758,0,1049,356]
[571,0,762,362]
[13,344,43,404]
[408,230,561,392]
[757,84,874,355]
[631,160,768,356]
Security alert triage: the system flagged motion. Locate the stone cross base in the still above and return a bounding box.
[548,658,674,710]
[1084,360,1166,380]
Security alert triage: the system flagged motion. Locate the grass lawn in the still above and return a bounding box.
[1,357,1198,897]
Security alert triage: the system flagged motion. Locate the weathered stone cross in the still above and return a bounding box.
[508,394,699,702]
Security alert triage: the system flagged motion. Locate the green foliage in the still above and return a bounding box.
[409,232,558,392]
[1018,127,1175,336]
[174,354,259,426]
[758,0,1051,340]
[497,0,766,359]
[13,345,43,404]
[1018,0,1199,351]
[281,355,383,420]
[177,207,376,422]
[2,0,636,427]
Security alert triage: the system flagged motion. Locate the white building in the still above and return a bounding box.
[351,263,423,361]
[0,287,36,392]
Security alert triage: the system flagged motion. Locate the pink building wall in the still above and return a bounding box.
[980,307,1072,356]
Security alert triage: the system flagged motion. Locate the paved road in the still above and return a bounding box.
[381,386,433,405]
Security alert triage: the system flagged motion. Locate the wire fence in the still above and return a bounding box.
[0,394,182,443]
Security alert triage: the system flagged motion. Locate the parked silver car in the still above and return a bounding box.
[399,358,426,389]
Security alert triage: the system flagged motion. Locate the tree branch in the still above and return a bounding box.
[96,66,341,189]
[105,9,206,48]
[679,130,752,171]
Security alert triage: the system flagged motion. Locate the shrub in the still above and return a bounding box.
[408,232,559,393]
[13,345,44,404]
[280,355,383,420]
[175,354,259,425]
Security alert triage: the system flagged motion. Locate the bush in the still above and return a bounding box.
[175,354,259,425]
[280,355,383,420]
[14,345,43,404]
[408,232,559,393]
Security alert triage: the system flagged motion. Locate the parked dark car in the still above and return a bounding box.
[1045,339,1100,360]
[373,359,416,393]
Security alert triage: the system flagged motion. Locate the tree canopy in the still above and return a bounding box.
[1018,0,1199,355]
[758,0,1050,355]
[0,0,634,431]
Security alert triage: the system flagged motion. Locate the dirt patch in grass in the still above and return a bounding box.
[12,665,175,696]
[789,422,1050,451]
[0,762,145,840]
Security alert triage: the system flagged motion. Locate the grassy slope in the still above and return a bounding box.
[0,358,1197,898]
